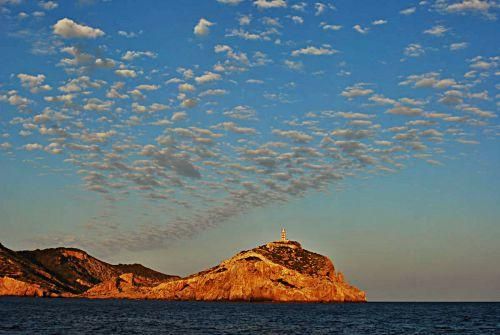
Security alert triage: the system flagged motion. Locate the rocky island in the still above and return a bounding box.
[0,232,366,302]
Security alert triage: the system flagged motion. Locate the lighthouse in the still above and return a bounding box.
[281,228,287,242]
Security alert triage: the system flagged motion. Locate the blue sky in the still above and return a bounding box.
[0,0,499,301]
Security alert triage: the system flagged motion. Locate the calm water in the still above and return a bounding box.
[0,298,498,334]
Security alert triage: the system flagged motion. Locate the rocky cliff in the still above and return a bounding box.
[0,243,178,297]
[85,240,366,302]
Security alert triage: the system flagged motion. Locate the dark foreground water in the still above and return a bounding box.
[0,298,498,334]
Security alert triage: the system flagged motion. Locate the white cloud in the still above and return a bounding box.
[172,111,188,121]
[341,84,374,99]
[291,45,337,56]
[254,0,287,8]
[372,19,387,25]
[24,143,44,151]
[404,43,425,57]
[291,16,303,24]
[446,0,496,13]
[53,18,104,38]
[315,2,327,15]
[194,18,214,36]
[386,106,423,116]
[400,72,458,89]
[400,7,416,15]
[122,50,157,61]
[272,129,313,142]
[284,59,303,70]
[216,122,256,134]
[118,30,142,38]
[424,25,449,36]
[39,1,57,10]
[239,15,252,26]
[199,89,227,97]
[194,72,221,84]
[178,83,196,92]
[17,73,52,93]
[321,23,342,31]
[181,98,198,108]
[353,24,369,34]
[450,42,469,50]
[136,84,159,91]
[115,69,137,78]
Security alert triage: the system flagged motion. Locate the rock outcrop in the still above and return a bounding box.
[85,240,366,302]
[0,277,49,297]
[150,241,365,302]
[0,243,177,296]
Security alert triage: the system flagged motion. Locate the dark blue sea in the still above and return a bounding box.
[0,298,498,334]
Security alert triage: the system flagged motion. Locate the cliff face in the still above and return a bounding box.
[0,243,68,296]
[0,243,177,296]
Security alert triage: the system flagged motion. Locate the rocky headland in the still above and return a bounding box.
[0,240,366,302]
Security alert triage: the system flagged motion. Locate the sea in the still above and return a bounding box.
[0,298,498,334]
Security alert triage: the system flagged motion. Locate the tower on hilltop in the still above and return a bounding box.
[281,228,287,242]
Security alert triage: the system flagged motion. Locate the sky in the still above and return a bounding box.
[0,0,499,301]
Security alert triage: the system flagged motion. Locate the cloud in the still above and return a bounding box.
[216,122,256,134]
[171,111,188,122]
[369,95,397,105]
[39,1,58,10]
[424,25,449,36]
[450,42,469,50]
[399,72,458,89]
[400,7,416,15]
[194,18,214,36]
[272,129,313,142]
[181,98,198,108]
[341,84,374,99]
[194,72,221,84]
[321,23,342,31]
[404,43,425,57]
[353,24,369,34]
[445,0,495,17]
[254,0,287,9]
[122,50,157,61]
[17,73,52,93]
[199,89,227,97]
[372,19,387,25]
[291,45,337,56]
[118,30,142,38]
[0,90,30,107]
[24,143,44,151]
[115,69,137,78]
[53,18,104,38]
[386,106,423,116]
[290,15,303,24]
[178,83,196,92]
[284,59,303,70]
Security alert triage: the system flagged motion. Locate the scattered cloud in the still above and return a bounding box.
[291,45,338,56]
[353,24,369,34]
[53,18,105,38]
[424,25,449,36]
[254,0,287,9]
[400,7,416,15]
[194,18,214,36]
